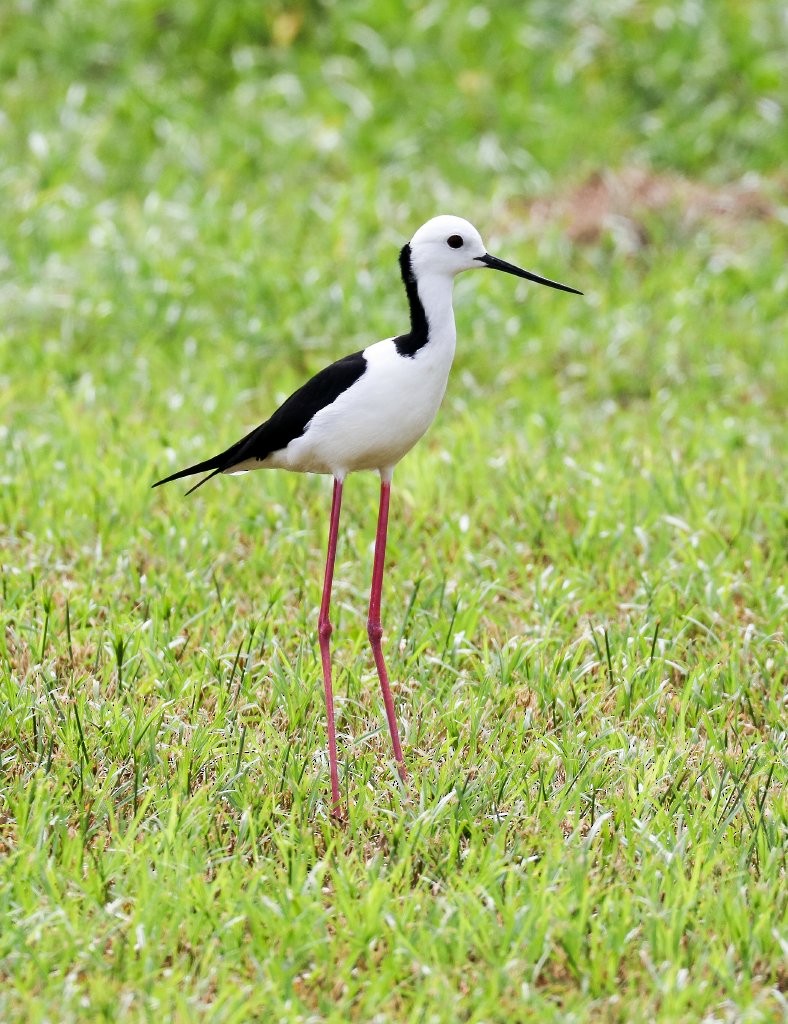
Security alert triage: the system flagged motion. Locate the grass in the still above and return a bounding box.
[1,0,786,1020]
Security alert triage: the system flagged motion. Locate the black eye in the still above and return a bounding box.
[447,234,464,249]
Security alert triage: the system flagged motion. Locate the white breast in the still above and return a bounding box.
[270,332,456,477]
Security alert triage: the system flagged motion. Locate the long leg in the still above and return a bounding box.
[367,474,408,781]
[318,476,343,812]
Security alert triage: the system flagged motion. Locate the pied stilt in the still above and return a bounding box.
[154,215,582,815]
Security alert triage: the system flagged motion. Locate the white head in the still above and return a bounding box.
[408,215,487,277]
[405,214,582,294]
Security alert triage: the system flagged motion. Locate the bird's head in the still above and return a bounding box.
[404,214,582,295]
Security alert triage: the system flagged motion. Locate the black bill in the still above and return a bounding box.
[475,253,582,295]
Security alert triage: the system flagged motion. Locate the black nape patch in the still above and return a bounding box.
[393,243,430,358]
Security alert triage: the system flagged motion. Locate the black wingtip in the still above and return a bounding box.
[151,458,224,494]
[183,468,223,495]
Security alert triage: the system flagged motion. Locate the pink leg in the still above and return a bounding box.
[318,477,343,814]
[367,477,408,782]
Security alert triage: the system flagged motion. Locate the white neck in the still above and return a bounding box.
[417,272,457,352]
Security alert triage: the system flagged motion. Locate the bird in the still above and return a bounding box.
[153,215,582,816]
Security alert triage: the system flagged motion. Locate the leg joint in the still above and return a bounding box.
[367,620,383,645]
[318,618,333,643]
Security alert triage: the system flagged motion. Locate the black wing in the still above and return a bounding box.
[153,349,368,494]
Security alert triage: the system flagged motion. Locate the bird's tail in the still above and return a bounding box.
[153,421,261,495]
[152,455,225,495]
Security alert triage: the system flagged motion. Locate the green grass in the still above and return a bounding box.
[1,1,786,1020]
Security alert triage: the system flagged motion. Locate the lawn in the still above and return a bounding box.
[1,1,786,1021]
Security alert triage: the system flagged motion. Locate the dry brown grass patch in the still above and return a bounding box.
[516,167,783,249]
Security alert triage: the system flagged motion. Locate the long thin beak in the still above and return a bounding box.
[475,253,583,295]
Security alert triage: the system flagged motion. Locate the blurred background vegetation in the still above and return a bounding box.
[1,2,786,1021]
[2,0,785,465]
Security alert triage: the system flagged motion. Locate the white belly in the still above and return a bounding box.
[245,335,456,478]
